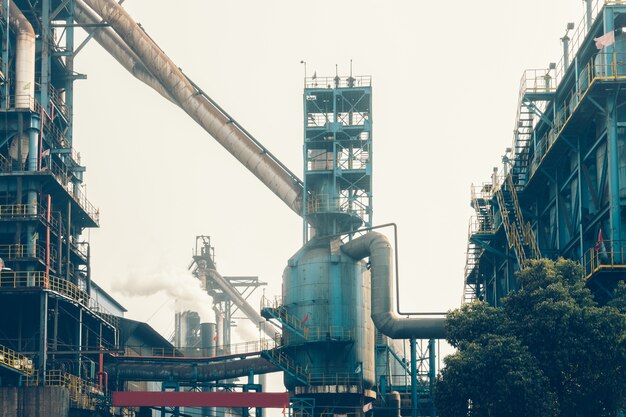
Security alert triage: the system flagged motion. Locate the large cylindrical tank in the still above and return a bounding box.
[282,237,374,390]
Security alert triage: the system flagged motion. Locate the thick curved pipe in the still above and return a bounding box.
[74,0,175,105]
[107,356,278,382]
[1,1,35,109]
[81,0,304,217]
[341,232,446,339]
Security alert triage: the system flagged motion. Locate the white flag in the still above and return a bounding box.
[594,31,615,49]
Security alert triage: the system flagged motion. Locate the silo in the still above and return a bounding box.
[282,237,375,397]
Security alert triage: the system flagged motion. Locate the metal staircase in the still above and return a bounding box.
[261,303,309,339]
[495,175,540,267]
[510,99,535,186]
[261,343,310,385]
[463,184,496,303]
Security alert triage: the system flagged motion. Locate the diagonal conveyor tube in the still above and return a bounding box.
[341,232,446,339]
[74,0,175,105]
[81,0,304,217]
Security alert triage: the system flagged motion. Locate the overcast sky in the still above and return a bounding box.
[72,0,587,346]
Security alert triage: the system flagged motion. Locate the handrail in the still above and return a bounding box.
[581,239,626,279]
[0,343,33,375]
[26,369,104,409]
[0,272,118,328]
[124,338,277,358]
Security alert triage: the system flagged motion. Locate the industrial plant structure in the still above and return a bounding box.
[0,0,624,417]
[464,0,626,305]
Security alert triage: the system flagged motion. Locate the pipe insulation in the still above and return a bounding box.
[107,356,279,382]
[73,0,176,105]
[0,1,35,109]
[81,0,304,217]
[341,232,446,339]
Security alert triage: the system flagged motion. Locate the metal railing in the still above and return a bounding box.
[0,272,118,328]
[26,370,104,410]
[0,158,98,225]
[581,240,626,279]
[308,372,362,386]
[45,159,99,224]
[526,51,626,182]
[0,343,34,375]
[124,338,277,358]
[306,193,367,220]
[10,94,39,112]
[0,243,57,264]
[0,203,37,219]
[305,75,371,89]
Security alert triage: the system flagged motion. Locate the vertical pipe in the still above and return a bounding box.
[2,0,8,109]
[45,195,50,287]
[66,201,71,281]
[52,298,58,359]
[77,308,82,377]
[65,0,75,143]
[40,0,50,110]
[562,35,570,71]
[410,338,417,417]
[98,345,103,388]
[428,339,436,417]
[39,292,48,375]
[607,93,621,245]
[57,212,62,276]
[577,137,585,258]
[86,243,91,295]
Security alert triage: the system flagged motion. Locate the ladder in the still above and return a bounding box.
[495,175,540,267]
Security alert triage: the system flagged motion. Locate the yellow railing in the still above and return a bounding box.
[26,370,103,410]
[0,272,118,328]
[581,240,626,279]
[0,203,37,219]
[0,343,33,375]
[505,175,541,259]
[520,51,626,184]
[468,215,495,235]
[0,243,57,263]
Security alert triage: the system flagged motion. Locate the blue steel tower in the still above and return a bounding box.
[263,73,377,415]
[302,74,372,241]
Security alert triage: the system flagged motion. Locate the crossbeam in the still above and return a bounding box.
[111,391,290,408]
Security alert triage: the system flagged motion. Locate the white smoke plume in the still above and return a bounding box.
[111,265,216,323]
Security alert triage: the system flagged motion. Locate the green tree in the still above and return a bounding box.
[435,259,626,417]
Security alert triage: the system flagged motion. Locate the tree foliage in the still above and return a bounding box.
[435,259,626,417]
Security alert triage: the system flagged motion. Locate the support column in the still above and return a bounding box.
[410,338,417,417]
[607,93,621,245]
[39,292,48,375]
[66,201,71,282]
[428,339,436,417]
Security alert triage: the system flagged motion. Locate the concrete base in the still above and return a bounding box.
[0,386,70,417]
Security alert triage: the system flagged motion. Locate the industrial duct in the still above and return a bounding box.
[80,0,304,217]
[204,268,275,339]
[341,232,446,340]
[107,356,278,382]
[74,0,175,105]
[1,1,35,109]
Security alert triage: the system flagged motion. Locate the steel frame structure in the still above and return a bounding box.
[465,0,626,305]
[0,0,117,404]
